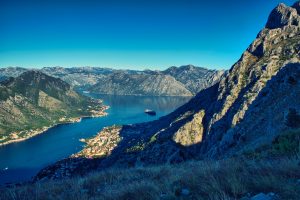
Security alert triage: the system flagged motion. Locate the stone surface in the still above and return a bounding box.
[266,3,300,29]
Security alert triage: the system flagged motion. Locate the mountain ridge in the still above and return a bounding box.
[0,65,225,96]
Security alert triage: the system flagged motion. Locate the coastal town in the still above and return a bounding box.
[73,125,122,158]
[0,126,52,147]
[0,102,109,147]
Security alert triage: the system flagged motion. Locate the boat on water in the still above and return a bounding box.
[144,109,156,116]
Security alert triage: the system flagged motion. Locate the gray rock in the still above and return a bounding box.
[266,3,300,29]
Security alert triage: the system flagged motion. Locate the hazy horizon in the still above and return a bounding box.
[0,63,220,72]
[0,0,296,70]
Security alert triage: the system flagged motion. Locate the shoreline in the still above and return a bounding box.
[0,105,110,147]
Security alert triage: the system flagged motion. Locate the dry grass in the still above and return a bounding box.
[1,157,300,200]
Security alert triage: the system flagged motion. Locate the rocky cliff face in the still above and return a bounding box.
[35,1,300,180]
[0,71,105,145]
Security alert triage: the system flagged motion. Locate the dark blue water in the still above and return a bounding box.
[0,94,190,185]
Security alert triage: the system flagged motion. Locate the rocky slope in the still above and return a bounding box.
[0,66,224,96]
[0,71,106,146]
[35,1,300,180]
[163,65,226,94]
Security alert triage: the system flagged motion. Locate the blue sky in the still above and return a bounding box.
[0,0,296,70]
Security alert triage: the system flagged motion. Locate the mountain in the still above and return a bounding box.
[0,67,114,89]
[0,71,106,146]
[89,71,193,96]
[0,67,27,81]
[163,65,226,94]
[0,66,225,96]
[89,65,225,96]
[40,67,114,89]
[35,1,300,180]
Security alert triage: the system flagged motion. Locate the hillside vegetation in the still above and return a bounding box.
[0,71,106,145]
[1,156,300,200]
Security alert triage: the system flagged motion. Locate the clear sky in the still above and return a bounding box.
[0,0,296,70]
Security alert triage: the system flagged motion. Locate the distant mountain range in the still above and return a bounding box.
[0,65,225,96]
[0,71,106,146]
[35,1,300,180]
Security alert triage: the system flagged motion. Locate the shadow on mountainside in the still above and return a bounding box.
[34,63,300,181]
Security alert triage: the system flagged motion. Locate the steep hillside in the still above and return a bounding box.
[0,71,106,146]
[34,2,300,180]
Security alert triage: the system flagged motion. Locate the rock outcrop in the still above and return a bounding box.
[266,3,300,29]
